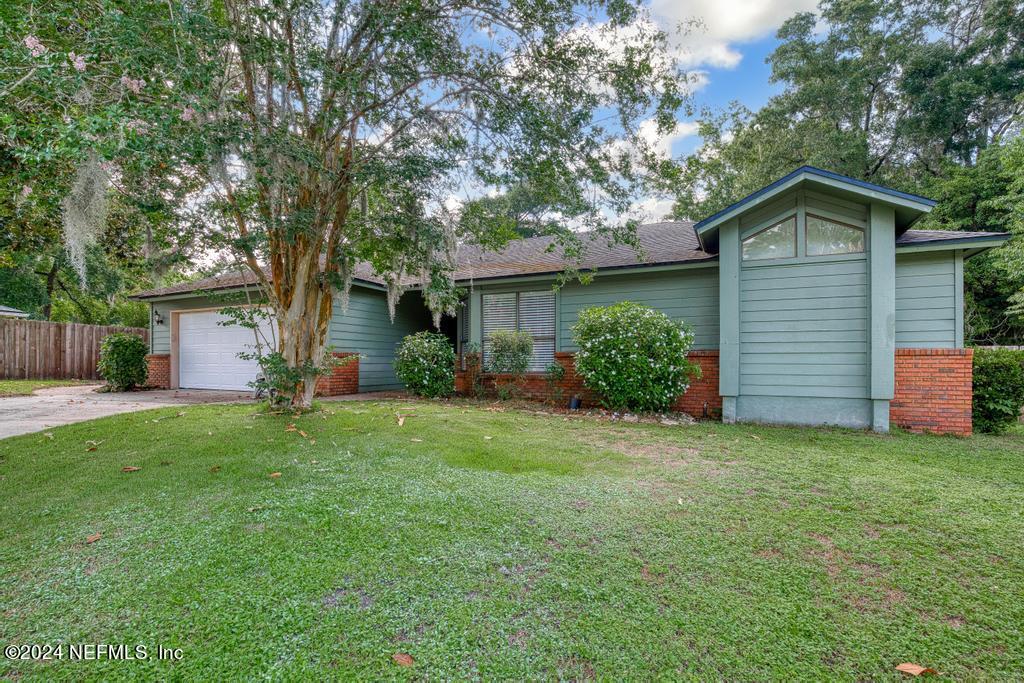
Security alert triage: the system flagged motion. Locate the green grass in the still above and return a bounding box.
[1,401,1023,680]
[0,379,90,396]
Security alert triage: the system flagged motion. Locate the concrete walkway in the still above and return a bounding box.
[0,384,254,439]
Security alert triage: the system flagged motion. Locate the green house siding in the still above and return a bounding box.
[739,258,870,400]
[895,251,958,348]
[730,188,876,429]
[557,266,720,351]
[329,287,432,391]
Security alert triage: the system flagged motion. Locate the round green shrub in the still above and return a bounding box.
[487,329,533,375]
[973,348,1024,434]
[394,331,456,398]
[571,301,699,412]
[98,332,149,391]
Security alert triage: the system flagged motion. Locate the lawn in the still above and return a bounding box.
[0,379,90,397]
[1,401,1022,680]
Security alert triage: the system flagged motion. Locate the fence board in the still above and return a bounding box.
[0,319,148,380]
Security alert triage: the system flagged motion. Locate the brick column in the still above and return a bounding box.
[672,350,722,419]
[891,348,973,436]
[146,354,170,388]
[315,352,360,396]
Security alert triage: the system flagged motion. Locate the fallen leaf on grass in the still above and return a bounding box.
[121,466,141,473]
[484,436,493,440]
[411,438,423,443]
[896,663,938,677]
[209,465,222,473]
[298,430,309,438]
[85,439,103,452]
[269,472,282,479]
[43,432,53,440]
[86,533,102,544]
[285,424,297,432]
[392,653,414,667]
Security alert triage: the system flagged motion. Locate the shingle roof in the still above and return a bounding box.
[896,229,1010,245]
[450,220,710,282]
[132,221,712,299]
[130,222,1008,300]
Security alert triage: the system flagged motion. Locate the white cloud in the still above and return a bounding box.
[650,0,819,69]
[637,118,699,158]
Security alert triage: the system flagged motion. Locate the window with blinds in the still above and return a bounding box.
[481,291,555,372]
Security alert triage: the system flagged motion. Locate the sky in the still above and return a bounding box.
[639,0,821,157]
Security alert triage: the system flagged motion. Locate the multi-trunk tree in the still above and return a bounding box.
[3,0,689,406]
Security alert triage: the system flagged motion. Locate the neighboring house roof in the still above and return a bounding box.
[0,305,30,318]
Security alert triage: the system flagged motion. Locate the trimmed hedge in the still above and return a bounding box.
[487,330,533,375]
[572,301,699,412]
[394,331,455,398]
[973,348,1024,434]
[98,332,148,391]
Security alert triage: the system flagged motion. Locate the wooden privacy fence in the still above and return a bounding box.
[0,319,148,380]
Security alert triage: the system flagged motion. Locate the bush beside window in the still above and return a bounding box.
[98,332,149,391]
[572,302,699,412]
[487,330,533,375]
[973,348,1024,434]
[394,331,456,398]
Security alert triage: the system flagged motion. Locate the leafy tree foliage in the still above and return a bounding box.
[3,0,690,406]
[671,0,1024,343]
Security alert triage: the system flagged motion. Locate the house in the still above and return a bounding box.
[0,305,30,319]
[132,167,1009,435]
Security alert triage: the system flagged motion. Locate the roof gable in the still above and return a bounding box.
[693,166,937,251]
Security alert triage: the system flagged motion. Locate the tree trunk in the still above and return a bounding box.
[272,251,335,409]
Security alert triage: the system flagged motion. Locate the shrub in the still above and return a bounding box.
[487,330,533,375]
[249,350,342,409]
[98,332,149,391]
[973,348,1024,434]
[572,301,699,412]
[544,361,566,405]
[394,331,455,398]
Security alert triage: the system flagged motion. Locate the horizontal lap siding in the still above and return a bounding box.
[740,259,869,399]
[558,268,719,351]
[329,288,431,391]
[895,252,956,348]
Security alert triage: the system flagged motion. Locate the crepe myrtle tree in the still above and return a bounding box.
[4,0,692,407]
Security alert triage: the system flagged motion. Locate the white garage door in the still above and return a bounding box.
[178,310,276,390]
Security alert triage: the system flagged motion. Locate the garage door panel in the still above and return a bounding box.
[178,310,275,390]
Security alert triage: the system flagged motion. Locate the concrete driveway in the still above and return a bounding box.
[0,384,254,439]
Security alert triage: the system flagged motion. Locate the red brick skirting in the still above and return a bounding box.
[891,348,973,436]
[316,352,360,396]
[455,350,722,419]
[146,354,170,389]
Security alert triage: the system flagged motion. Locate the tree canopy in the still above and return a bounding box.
[3,0,691,404]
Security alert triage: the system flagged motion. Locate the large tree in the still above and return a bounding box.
[3,0,689,406]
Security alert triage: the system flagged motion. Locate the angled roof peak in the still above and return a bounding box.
[692,166,937,251]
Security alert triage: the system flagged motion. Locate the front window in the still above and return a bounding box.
[742,216,797,261]
[482,291,555,372]
[806,214,865,256]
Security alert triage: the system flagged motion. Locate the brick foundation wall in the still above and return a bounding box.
[315,352,360,396]
[455,350,721,419]
[146,354,170,389]
[891,348,973,436]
